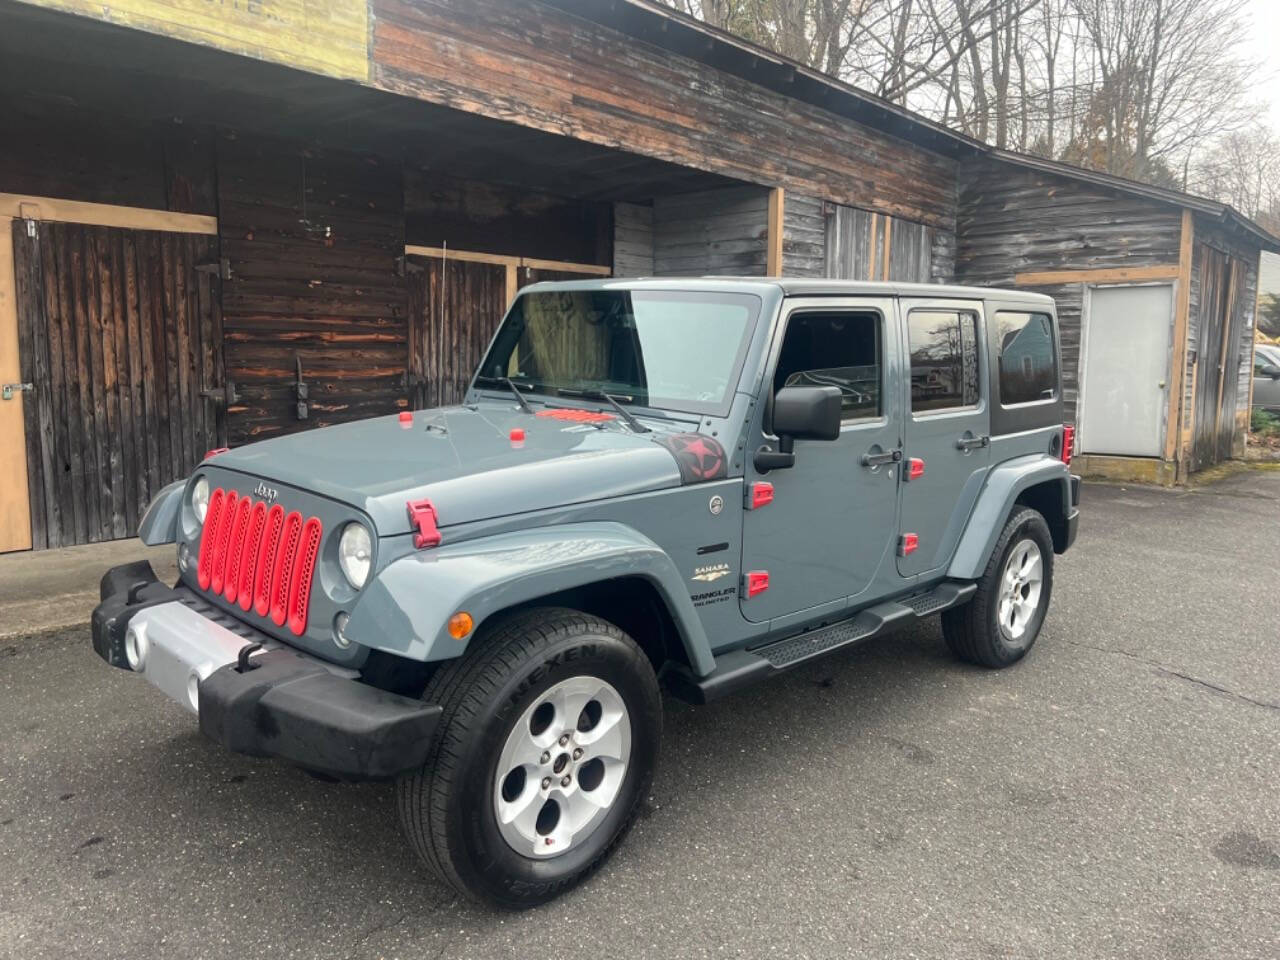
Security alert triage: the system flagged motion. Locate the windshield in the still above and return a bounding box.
[475,289,761,415]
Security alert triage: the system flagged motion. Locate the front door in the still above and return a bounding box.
[740,297,903,624]
[897,299,990,578]
[1080,283,1173,457]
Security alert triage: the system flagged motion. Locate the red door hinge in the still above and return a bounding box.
[406,498,442,549]
[905,457,925,481]
[898,533,919,556]
[744,570,770,597]
[746,481,774,510]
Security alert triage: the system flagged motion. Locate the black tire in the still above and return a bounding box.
[942,506,1054,668]
[396,607,661,908]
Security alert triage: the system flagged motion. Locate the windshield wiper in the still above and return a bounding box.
[557,387,651,434]
[475,375,534,414]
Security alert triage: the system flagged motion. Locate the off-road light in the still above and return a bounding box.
[333,612,352,649]
[338,523,372,590]
[191,476,210,523]
[177,542,192,573]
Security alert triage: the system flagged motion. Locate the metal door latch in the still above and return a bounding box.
[2,382,34,400]
[294,355,309,420]
[956,435,990,451]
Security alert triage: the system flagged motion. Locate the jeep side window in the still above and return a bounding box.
[772,311,881,421]
[995,310,1057,405]
[907,309,980,414]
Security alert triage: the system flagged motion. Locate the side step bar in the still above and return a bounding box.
[665,581,976,705]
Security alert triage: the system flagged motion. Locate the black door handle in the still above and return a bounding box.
[956,435,990,451]
[860,449,902,467]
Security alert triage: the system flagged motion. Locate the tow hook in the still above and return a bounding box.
[235,642,265,673]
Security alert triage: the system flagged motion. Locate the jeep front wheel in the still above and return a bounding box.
[941,506,1054,668]
[397,607,661,907]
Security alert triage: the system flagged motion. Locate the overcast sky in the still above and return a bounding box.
[1244,0,1280,131]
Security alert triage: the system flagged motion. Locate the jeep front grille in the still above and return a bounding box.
[195,487,323,636]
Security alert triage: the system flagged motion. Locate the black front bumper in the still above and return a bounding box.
[92,562,441,781]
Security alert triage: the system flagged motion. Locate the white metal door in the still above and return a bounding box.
[1080,284,1173,457]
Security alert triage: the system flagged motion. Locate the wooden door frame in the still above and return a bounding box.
[404,244,611,307]
[0,194,217,553]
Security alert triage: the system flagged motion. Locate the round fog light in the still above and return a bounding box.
[333,612,352,649]
[124,623,149,671]
[177,542,192,573]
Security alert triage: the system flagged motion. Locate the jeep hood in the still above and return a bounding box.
[207,404,695,535]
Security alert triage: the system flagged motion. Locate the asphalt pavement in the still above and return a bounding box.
[2,472,1278,959]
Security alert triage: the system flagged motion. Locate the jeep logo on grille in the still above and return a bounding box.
[254,482,279,503]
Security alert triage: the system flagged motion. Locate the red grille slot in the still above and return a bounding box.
[254,504,285,617]
[238,501,267,612]
[194,491,323,637]
[208,492,239,595]
[270,511,304,627]
[196,487,226,590]
[223,496,252,605]
[287,517,323,635]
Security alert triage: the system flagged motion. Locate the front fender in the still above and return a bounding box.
[344,522,716,675]
[947,455,1070,580]
[137,480,186,545]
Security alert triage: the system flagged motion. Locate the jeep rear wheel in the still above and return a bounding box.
[942,506,1054,668]
[397,607,661,907]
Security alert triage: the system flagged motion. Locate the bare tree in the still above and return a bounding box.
[661,0,1270,196]
[1192,126,1280,219]
[1066,0,1255,180]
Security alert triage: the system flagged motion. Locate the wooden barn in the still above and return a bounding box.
[0,0,1275,552]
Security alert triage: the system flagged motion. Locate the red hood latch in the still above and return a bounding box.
[406,498,442,549]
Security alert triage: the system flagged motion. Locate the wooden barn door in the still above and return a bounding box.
[406,255,509,408]
[12,219,224,548]
[1189,248,1242,472]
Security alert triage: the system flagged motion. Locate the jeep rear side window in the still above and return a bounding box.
[907,309,980,414]
[995,311,1057,405]
[773,311,881,421]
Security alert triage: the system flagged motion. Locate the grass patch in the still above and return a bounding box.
[1251,408,1280,438]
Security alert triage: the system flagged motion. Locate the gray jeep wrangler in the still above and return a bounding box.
[92,279,1079,906]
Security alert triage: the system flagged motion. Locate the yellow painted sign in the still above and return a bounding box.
[21,0,370,81]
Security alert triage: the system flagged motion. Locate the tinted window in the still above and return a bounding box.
[773,311,881,421]
[907,310,980,413]
[995,311,1057,405]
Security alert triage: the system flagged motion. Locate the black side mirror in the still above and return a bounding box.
[755,385,842,471]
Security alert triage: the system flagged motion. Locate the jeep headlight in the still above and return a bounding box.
[338,523,373,590]
[191,476,210,524]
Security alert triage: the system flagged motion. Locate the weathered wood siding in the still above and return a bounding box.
[823,204,946,283]
[955,159,1185,424]
[613,202,655,277]
[406,170,611,265]
[0,102,216,215]
[370,0,957,227]
[217,138,409,444]
[651,186,770,277]
[781,194,826,278]
[12,220,221,548]
[955,161,1183,282]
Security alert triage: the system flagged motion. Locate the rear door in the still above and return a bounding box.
[897,298,989,578]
